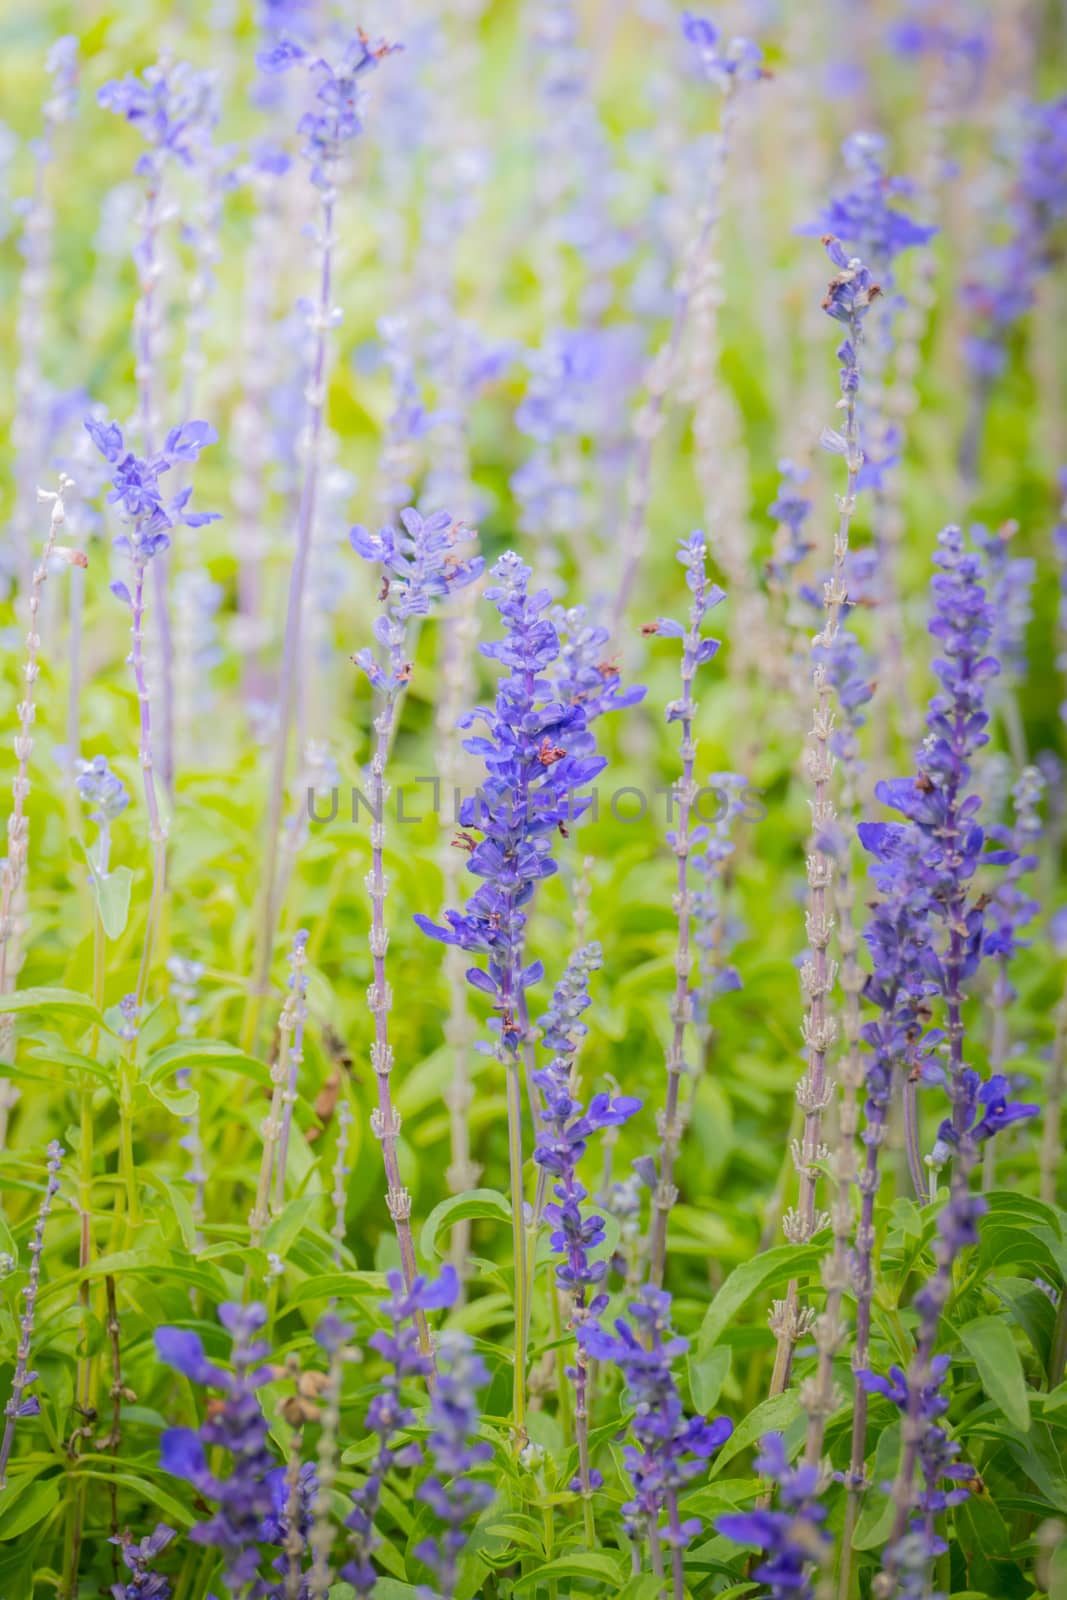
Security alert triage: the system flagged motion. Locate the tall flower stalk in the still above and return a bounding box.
[643,533,725,1288]
[0,1141,64,1487]
[612,15,762,627]
[250,930,308,1250]
[247,31,399,1047]
[0,479,82,1091]
[770,240,878,1396]
[580,1286,732,1598]
[85,418,217,1021]
[417,553,608,1444]
[99,57,217,796]
[841,523,1031,1594]
[10,38,78,590]
[532,943,639,1531]
[343,1268,456,1592]
[349,508,482,1357]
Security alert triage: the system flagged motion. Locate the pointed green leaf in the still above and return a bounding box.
[960,1315,1030,1433]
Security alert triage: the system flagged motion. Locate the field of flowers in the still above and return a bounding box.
[0,0,1066,1596]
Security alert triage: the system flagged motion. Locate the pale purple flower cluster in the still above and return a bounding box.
[156,1303,284,1589]
[964,95,1067,381]
[85,417,218,573]
[0,1141,64,1488]
[98,57,216,180]
[75,753,129,878]
[416,554,611,1044]
[110,1525,176,1600]
[257,30,401,188]
[414,1333,494,1598]
[717,1433,830,1599]
[807,132,936,277]
[681,13,763,87]
[972,522,1035,685]
[344,1269,457,1592]
[767,460,813,585]
[691,773,748,1019]
[579,1287,732,1563]
[349,507,483,692]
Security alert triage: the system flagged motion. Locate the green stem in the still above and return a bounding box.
[1049,1286,1067,1390]
[549,1283,573,1444]
[506,1054,528,1450]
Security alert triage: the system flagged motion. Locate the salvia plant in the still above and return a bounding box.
[0,6,1066,1600]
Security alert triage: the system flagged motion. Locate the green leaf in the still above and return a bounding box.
[853,1423,900,1550]
[616,1578,666,1600]
[512,1552,625,1591]
[142,1039,270,1087]
[142,1080,198,1118]
[263,1195,319,1261]
[0,987,105,1024]
[688,1339,731,1413]
[420,1188,512,1260]
[960,1315,1030,1433]
[0,1474,61,1539]
[287,1271,388,1308]
[698,1243,821,1350]
[95,865,133,940]
[710,1394,802,1476]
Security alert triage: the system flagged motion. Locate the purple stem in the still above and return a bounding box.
[647,570,707,1290]
[366,683,433,1372]
[249,184,336,1045]
[135,176,176,797]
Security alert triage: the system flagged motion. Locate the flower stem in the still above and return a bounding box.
[248,183,336,1051]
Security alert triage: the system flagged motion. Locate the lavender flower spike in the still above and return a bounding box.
[417,551,610,1442]
[532,943,640,1524]
[342,1267,457,1593]
[770,239,879,1401]
[580,1285,732,1599]
[248,30,400,1047]
[414,1332,494,1599]
[0,1141,64,1487]
[110,1525,176,1600]
[644,531,725,1288]
[99,55,218,794]
[85,416,217,1010]
[156,1302,277,1588]
[0,479,82,1082]
[612,15,763,625]
[350,508,482,1364]
[717,1433,831,1599]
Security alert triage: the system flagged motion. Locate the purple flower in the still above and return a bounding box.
[691,773,749,1019]
[971,522,1035,685]
[805,132,936,275]
[0,1141,64,1488]
[579,1286,732,1561]
[110,1525,176,1600]
[532,944,640,1495]
[85,415,219,569]
[415,554,612,1043]
[413,1333,494,1599]
[963,96,1067,381]
[767,460,813,584]
[718,1433,830,1598]
[857,1353,975,1572]
[257,30,402,189]
[349,507,483,679]
[157,1303,279,1590]
[98,58,216,176]
[681,13,764,87]
[343,1268,457,1593]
